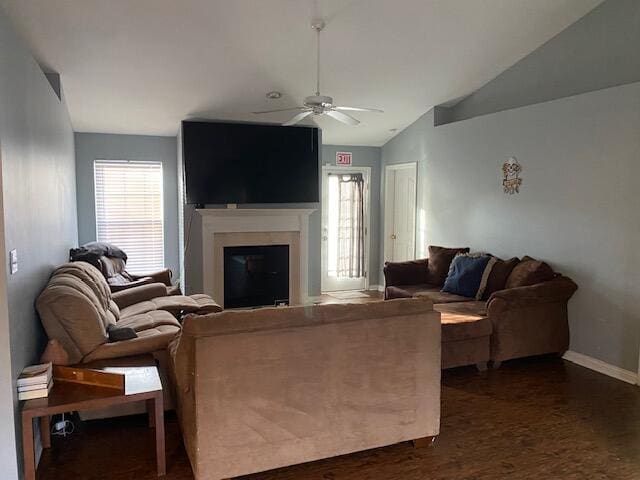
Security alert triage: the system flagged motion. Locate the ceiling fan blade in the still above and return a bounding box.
[334,106,384,113]
[325,110,360,126]
[252,107,305,114]
[283,110,314,126]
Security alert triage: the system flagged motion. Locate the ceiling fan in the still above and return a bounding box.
[253,20,383,126]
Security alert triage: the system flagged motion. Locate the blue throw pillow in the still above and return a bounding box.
[442,254,496,299]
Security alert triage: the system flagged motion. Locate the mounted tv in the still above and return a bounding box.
[182,121,319,204]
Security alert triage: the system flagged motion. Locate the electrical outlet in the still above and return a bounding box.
[9,249,17,275]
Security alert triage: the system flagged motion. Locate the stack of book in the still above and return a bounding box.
[17,362,53,400]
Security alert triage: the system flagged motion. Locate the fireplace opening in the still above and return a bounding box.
[224,245,289,308]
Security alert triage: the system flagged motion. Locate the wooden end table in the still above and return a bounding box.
[21,365,165,479]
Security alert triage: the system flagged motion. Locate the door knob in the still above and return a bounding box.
[391,234,397,240]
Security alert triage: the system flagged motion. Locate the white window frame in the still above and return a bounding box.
[93,159,165,273]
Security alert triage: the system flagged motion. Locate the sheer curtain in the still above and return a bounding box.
[336,173,365,278]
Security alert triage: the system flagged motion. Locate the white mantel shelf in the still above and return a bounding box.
[197,208,316,217]
[197,208,316,306]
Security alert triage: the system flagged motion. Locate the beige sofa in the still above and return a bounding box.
[36,261,220,365]
[170,298,441,480]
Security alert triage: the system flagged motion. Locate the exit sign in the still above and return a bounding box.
[336,151,352,165]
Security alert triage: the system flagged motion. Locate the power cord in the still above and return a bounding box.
[51,412,74,437]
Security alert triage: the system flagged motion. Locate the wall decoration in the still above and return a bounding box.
[502,156,522,194]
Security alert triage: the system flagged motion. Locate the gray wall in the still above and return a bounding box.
[182,143,382,297]
[320,145,382,290]
[0,5,78,477]
[75,133,180,276]
[382,82,640,372]
[443,0,640,123]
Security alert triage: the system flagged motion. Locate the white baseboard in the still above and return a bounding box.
[369,284,384,292]
[563,350,638,385]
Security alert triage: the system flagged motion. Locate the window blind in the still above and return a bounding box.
[94,160,164,273]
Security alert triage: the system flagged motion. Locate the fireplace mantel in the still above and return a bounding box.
[197,208,316,306]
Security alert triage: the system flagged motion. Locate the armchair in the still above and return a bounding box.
[70,242,180,295]
[99,256,181,295]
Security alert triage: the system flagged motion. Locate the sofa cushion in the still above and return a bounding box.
[385,285,413,300]
[482,257,520,299]
[442,254,496,299]
[111,282,168,310]
[188,294,223,314]
[383,259,429,286]
[385,284,472,303]
[117,310,181,331]
[82,324,181,363]
[505,256,555,289]
[120,300,157,318]
[120,294,222,318]
[435,302,492,342]
[415,289,474,304]
[388,284,437,296]
[427,246,470,285]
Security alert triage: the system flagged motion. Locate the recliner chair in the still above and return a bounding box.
[98,255,181,295]
[70,241,181,295]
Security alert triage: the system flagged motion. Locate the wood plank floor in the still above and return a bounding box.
[36,355,640,479]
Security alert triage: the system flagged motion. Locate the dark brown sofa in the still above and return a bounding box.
[383,252,577,369]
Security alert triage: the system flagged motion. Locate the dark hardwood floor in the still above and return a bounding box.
[36,355,640,479]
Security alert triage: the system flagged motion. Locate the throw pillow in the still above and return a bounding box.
[383,259,429,286]
[482,256,520,299]
[505,256,555,289]
[427,245,470,285]
[442,254,497,299]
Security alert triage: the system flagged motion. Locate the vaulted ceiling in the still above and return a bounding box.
[1,0,602,145]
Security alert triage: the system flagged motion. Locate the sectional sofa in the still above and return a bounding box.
[384,248,578,369]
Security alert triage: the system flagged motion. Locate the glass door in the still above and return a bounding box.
[321,167,370,292]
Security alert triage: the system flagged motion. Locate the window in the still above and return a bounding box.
[94,160,164,273]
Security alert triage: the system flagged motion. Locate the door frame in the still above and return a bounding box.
[384,162,418,263]
[321,165,371,292]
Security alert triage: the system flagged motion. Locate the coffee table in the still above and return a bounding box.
[21,365,165,479]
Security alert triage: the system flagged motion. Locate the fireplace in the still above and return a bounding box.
[224,245,290,308]
[197,208,315,306]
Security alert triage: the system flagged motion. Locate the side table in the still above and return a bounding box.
[21,365,165,479]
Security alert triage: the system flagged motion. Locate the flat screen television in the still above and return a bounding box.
[182,121,320,204]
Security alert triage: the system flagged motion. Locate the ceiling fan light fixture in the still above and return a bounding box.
[253,18,383,126]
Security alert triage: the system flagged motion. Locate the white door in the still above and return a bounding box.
[384,163,417,262]
[321,166,370,292]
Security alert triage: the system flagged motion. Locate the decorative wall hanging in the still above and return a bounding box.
[502,156,522,194]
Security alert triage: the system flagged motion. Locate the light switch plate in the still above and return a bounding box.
[9,249,17,275]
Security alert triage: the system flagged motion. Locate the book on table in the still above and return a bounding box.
[17,362,52,388]
[18,378,53,400]
[17,363,53,400]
